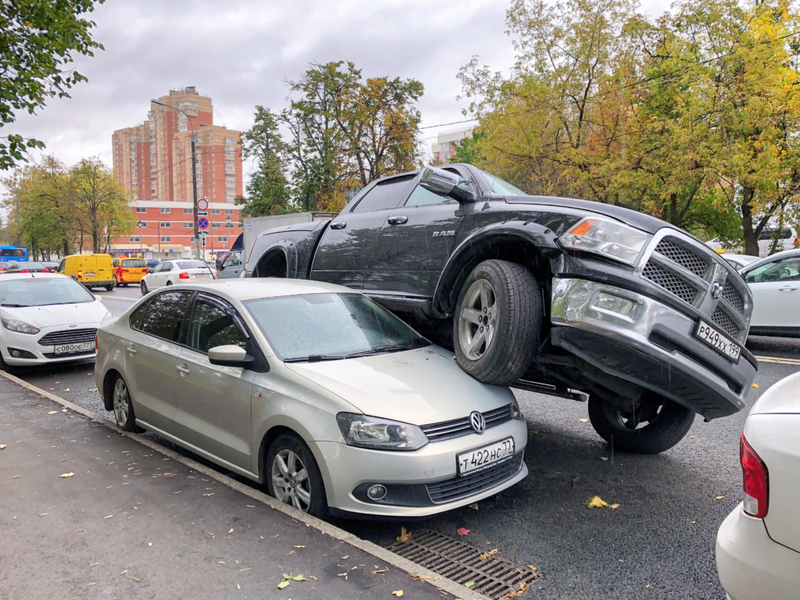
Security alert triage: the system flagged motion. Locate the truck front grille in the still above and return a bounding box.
[654,239,711,278]
[642,262,698,304]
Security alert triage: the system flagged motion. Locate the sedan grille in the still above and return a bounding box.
[420,405,514,443]
[427,454,523,504]
[38,328,97,347]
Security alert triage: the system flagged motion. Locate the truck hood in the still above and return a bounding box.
[284,345,515,425]
[749,371,800,415]
[505,195,675,235]
[0,301,109,330]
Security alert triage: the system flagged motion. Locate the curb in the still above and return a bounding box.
[0,369,489,600]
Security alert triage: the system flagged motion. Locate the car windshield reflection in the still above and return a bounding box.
[0,278,95,307]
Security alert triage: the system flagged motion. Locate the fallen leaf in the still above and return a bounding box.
[277,580,290,590]
[520,581,529,591]
[751,383,759,388]
[64,388,70,392]
[236,583,241,590]
[465,581,475,588]
[228,528,234,533]
[127,575,139,582]
[292,574,308,581]
[585,495,609,509]
[48,411,57,415]
[89,388,97,392]
[62,409,67,413]
[456,527,471,536]
[0,445,6,450]
[294,545,305,548]
[609,503,620,510]
[646,584,651,588]
[469,503,479,510]
[480,549,498,561]
[103,515,113,519]
[579,418,589,423]
[533,429,540,434]
[148,542,152,547]
[715,496,725,500]
[60,472,75,478]
[341,556,349,559]
[373,569,388,574]
[396,527,412,542]
[392,591,404,597]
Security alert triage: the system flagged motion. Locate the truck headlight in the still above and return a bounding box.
[336,413,428,451]
[1,318,40,334]
[559,218,651,265]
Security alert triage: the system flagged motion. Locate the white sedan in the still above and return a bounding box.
[740,249,800,337]
[95,279,528,518]
[140,259,215,295]
[0,273,112,368]
[716,372,800,599]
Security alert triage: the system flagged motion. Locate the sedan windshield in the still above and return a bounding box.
[177,260,209,270]
[0,278,95,307]
[245,293,430,361]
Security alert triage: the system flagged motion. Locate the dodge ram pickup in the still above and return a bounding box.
[245,164,757,454]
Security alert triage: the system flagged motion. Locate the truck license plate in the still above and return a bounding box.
[54,342,94,355]
[457,437,515,476]
[695,320,740,362]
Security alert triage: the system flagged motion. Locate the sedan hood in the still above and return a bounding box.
[749,371,800,415]
[284,345,515,425]
[0,301,109,329]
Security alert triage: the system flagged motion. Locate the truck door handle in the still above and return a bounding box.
[176,364,190,375]
[330,222,346,230]
[387,216,408,225]
[126,345,137,355]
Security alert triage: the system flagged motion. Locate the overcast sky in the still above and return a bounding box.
[4,0,670,177]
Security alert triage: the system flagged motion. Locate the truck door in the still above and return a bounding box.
[310,174,415,289]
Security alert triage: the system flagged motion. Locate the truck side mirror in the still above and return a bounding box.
[420,166,476,203]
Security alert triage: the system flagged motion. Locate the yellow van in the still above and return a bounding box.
[57,254,116,291]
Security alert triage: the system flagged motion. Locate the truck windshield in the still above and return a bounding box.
[478,169,526,196]
[0,278,95,307]
[245,293,429,361]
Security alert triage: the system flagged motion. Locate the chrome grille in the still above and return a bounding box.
[711,307,739,339]
[420,405,514,442]
[721,281,745,316]
[427,454,523,504]
[38,328,97,347]
[642,262,697,304]
[654,239,710,278]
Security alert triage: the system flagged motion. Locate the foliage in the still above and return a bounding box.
[0,0,105,170]
[452,130,487,167]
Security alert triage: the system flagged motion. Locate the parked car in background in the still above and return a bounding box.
[0,273,112,368]
[740,249,800,338]
[716,371,800,600]
[57,253,116,291]
[95,279,528,518]
[3,261,53,274]
[705,226,799,258]
[205,261,218,277]
[246,164,757,454]
[39,261,59,272]
[720,253,761,271]
[113,258,147,287]
[140,259,215,295]
[216,249,244,279]
[146,259,160,270]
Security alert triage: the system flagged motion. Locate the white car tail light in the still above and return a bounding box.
[741,432,769,518]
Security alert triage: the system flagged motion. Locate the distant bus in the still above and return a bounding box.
[0,245,27,264]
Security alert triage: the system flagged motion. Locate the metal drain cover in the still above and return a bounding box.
[387,529,539,599]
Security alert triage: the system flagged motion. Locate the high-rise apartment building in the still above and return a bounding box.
[112,86,243,205]
[431,127,474,164]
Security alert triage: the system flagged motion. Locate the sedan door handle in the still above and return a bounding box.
[126,345,137,355]
[780,285,798,292]
[329,221,346,230]
[387,216,408,225]
[176,364,190,375]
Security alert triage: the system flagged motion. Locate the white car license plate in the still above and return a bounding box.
[695,320,740,362]
[54,342,94,355]
[195,273,211,278]
[457,437,515,476]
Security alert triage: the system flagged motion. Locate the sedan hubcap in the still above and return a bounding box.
[458,279,497,361]
[113,379,129,426]
[271,449,311,512]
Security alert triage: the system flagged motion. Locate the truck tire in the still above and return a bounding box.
[453,259,541,385]
[588,393,695,454]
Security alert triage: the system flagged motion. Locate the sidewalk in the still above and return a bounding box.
[0,374,456,600]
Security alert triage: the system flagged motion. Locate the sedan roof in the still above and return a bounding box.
[162,278,354,301]
[0,272,68,281]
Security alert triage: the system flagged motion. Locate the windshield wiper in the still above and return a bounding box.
[283,355,346,363]
[0,303,28,307]
[344,339,430,359]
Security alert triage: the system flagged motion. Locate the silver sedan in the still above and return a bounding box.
[94,279,528,518]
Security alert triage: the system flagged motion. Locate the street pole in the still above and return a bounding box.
[210,208,214,259]
[158,220,161,254]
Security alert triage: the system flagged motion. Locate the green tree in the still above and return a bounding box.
[0,0,105,170]
[452,130,487,167]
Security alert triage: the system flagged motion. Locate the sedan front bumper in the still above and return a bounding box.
[310,418,528,517]
[551,278,757,419]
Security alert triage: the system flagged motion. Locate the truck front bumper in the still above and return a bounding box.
[550,277,757,419]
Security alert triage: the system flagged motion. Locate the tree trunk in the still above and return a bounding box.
[741,187,759,256]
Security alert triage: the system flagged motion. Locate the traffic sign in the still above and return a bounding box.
[197,211,208,217]
[200,235,208,248]
[198,217,209,230]
[197,198,209,211]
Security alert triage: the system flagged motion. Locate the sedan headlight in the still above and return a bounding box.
[336,413,428,451]
[559,217,651,265]
[1,318,40,335]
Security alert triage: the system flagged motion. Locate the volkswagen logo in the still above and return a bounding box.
[711,281,722,300]
[470,411,486,434]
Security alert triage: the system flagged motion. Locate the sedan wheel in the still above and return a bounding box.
[141,280,148,296]
[112,376,142,433]
[266,434,327,518]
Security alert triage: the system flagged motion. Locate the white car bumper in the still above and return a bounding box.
[1,327,98,366]
[310,418,528,517]
[716,504,800,600]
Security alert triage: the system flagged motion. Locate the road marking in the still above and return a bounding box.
[0,370,489,600]
[754,355,800,365]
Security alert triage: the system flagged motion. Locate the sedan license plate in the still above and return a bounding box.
[695,320,740,362]
[195,273,212,278]
[54,341,94,355]
[457,437,515,476]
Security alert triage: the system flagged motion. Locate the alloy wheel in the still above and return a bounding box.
[604,397,664,431]
[113,378,129,427]
[271,449,312,512]
[458,278,498,361]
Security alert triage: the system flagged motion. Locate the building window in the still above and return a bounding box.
[130,236,141,242]
[225,222,235,228]
[160,222,170,228]
[224,209,234,215]
[160,236,171,242]
[160,207,170,214]
[225,138,234,144]
[135,207,147,213]
[183,208,193,214]
[184,222,192,228]
[219,236,228,242]
[211,208,221,214]
[226,193,236,200]
[212,222,221,228]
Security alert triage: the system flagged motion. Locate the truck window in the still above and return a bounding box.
[351,175,415,213]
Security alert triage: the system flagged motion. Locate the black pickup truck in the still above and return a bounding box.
[245,165,757,454]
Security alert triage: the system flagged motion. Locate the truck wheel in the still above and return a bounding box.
[453,259,541,385]
[588,394,695,454]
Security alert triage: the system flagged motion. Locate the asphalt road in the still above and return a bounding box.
[12,285,800,600]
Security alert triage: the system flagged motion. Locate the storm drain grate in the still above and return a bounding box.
[387,529,539,599]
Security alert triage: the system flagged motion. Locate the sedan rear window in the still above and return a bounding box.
[245,293,429,361]
[177,261,209,270]
[0,278,95,307]
[138,291,192,342]
[122,259,146,268]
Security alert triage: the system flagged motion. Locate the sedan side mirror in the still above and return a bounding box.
[420,166,476,203]
[147,268,154,273]
[208,345,255,369]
